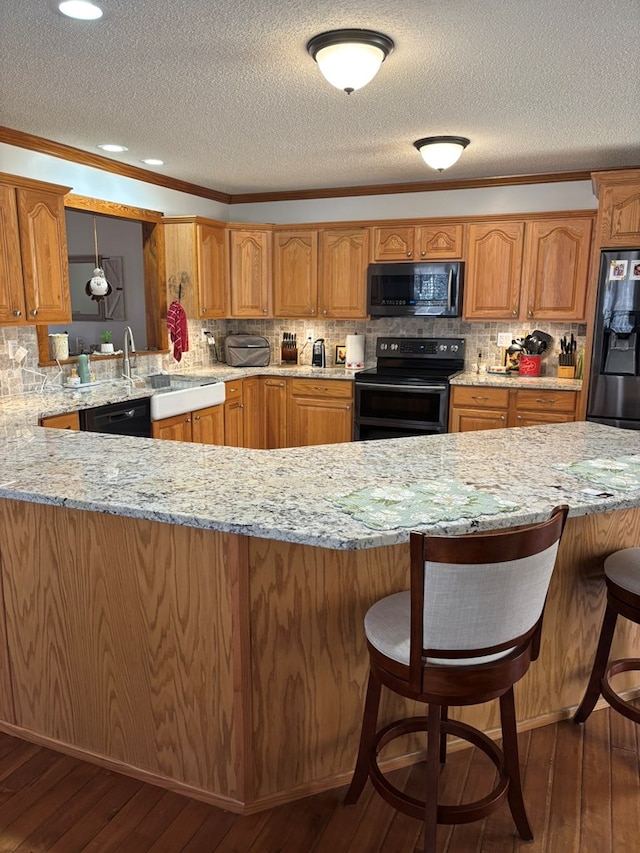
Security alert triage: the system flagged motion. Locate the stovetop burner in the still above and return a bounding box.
[356,336,466,383]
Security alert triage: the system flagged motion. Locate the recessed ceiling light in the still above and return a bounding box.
[97,143,129,153]
[58,1,103,20]
[141,159,165,166]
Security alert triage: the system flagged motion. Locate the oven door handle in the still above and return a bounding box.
[447,268,453,312]
[356,382,447,392]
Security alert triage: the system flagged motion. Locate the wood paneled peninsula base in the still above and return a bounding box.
[0,423,640,813]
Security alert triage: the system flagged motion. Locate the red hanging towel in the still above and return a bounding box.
[166,300,189,362]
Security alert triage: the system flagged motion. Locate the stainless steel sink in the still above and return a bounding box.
[146,375,226,420]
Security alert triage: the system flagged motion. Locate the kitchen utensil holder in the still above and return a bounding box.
[518,355,542,377]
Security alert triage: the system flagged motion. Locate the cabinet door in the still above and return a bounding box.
[224,380,244,446]
[16,187,71,324]
[164,220,199,318]
[263,378,288,449]
[242,376,262,449]
[273,230,318,317]
[464,222,524,319]
[288,380,353,447]
[0,184,26,324]
[417,224,464,259]
[594,175,640,247]
[229,230,271,317]
[371,226,415,261]
[197,224,228,318]
[318,227,369,318]
[191,405,225,445]
[521,218,593,321]
[39,412,80,430]
[449,407,507,432]
[151,413,193,441]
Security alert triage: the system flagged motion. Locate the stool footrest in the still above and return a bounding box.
[369,716,509,824]
[602,659,640,724]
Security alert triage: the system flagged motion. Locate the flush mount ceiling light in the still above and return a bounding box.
[306,29,394,94]
[58,1,103,20]
[141,158,165,166]
[97,143,128,153]
[413,136,470,172]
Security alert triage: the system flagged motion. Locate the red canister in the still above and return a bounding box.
[518,355,542,376]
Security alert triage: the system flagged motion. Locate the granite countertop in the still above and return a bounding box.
[1,419,639,551]
[450,370,582,390]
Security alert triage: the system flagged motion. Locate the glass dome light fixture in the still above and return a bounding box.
[413,136,470,172]
[85,216,112,302]
[306,29,394,94]
[58,1,103,20]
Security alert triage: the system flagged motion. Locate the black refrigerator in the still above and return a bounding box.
[587,249,640,429]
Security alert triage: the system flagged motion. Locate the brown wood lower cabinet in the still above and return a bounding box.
[449,384,577,432]
[262,377,288,449]
[288,378,353,447]
[39,411,80,430]
[151,404,224,444]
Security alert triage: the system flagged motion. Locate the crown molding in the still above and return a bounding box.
[1,126,621,206]
[0,127,231,205]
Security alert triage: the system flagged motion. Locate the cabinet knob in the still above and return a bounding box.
[13,309,21,317]
[262,308,267,314]
[186,417,191,423]
[194,415,200,421]
[30,309,38,316]
[516,415,522,420]
[420,250,426,257]
[322,309,327,315]
[527,309,533,318]
[201,308,206,314]
[310,308,316,314]
[511,309,518,317]
[406,251,412,257]
[501,415,506,420]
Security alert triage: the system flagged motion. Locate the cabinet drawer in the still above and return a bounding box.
[450,386,509,409]
[224,380,243,401]
[290,378,353,399]
[514,389,576,414]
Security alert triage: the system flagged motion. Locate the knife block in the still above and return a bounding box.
[281,345,298,364]
[557,365,576,379]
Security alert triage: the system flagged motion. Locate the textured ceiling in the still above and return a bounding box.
[1,0,638,195]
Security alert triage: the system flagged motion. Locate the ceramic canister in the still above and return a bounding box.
[48,333,69,361]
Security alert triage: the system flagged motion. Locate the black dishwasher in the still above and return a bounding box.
[80,398,152,437]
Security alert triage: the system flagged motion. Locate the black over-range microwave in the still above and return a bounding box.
[367,261,464,317]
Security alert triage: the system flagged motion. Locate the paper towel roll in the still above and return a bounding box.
[345,334,365,371]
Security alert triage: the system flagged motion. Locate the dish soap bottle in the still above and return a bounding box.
[77,353,91,384]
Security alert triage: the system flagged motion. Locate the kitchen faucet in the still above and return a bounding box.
[123,326,136,380]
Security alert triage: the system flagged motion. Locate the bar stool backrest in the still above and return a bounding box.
[409,506,569,671]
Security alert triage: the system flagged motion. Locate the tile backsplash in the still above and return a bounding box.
[0,318,587,397]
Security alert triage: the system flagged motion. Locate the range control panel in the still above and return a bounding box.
[375,337,466,359]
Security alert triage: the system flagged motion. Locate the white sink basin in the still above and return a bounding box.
[150,382,226,420]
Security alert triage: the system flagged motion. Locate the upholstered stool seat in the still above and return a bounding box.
[345,506,569,853]
[574,547,640,726]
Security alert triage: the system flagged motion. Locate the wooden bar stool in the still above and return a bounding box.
[573,547,640,725]
[345,506,569,853]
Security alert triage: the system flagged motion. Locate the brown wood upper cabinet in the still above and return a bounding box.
[0,173,71,325]
[318,227,369,319]
[372,223,464,261]
[228,227,272,317]
[273,229,318,317]
[592,169,640,248]
[163,217,228,319]
[464,214,593,322]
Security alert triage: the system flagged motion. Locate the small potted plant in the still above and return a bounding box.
[100,329,114,354]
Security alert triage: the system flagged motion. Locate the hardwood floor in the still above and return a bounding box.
[0,705,635,852]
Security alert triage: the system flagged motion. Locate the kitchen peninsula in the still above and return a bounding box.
[0,419,639,814]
